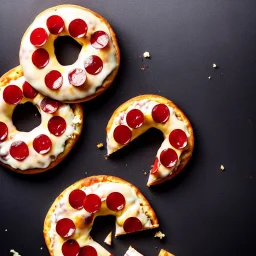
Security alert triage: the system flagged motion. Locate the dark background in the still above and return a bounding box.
[0,0,255,255]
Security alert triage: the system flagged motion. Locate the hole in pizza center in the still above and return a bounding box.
[54,36,82,65]
[12,102,41,132]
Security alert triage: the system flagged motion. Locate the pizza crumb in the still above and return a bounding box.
[10,249,21,256]
[5,229,7,231]
[104,156,108,160]
[143,51,151,58]
[154,231,166,239]
[213,63,217,68]
[140,66,145,71]
[40,247,43,250]
[104,231,112,246]
[220,165,225,171]
[97,143,104,149]
[158,249,175,256]
[208,76,212,80]
[144,171,147,175]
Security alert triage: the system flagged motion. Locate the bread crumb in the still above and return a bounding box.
[213,63,217,68]
[10,249,21,256]
[97,143,104,149]
[154,231,165,239]
[220,165,225,171]
[143,51,150,58]
[208,76,212,80]
[104,231,112,246]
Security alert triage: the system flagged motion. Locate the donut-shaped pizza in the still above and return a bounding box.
[44,175,159,256]
[19,4,120,103]
[0,66,83,174]
[106,95,194,186]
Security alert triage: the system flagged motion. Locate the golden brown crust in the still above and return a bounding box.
[106,94,194,186]
[44,175,159,255]
[0,66,83,174]
[20,4,120,103]
[158,249,175,256]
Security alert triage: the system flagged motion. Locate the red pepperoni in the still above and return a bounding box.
[152,104,170,124]
[84,55,103,75]
[30,28,48,47]
[90,31,109,49]
[0,122,8,142]
[69,189,86,210]
[33,134,52,154]
[47,15,65,35]
[3,85,23,105]
[83,194,102,213]
[126,109,144,129]
[10,141,29,161]
[45,70,63,90]
[56,218,76,238]
[160,148,178,168]
[169,129,188,150]
[106,192,126,211]
[40,98,59,114]
[113,125,132,145]
[151,157,159,174]
[22,81,38,99]
[68,19,88,38]
[123,217,143,233]
[62,239,80,256]
[48,116,66,136]
[68,69,86,87]
[32,48,49,69]
[79,246,98,256]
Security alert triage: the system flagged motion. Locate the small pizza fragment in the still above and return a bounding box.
[104,231,112,246]
[154,231,165,239]
[124,246,143,256]
[158,249,175,256]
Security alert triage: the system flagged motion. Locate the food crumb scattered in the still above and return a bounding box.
[97,143,104,149]
[104,156,108,160]
[143,51,151,58]
[40,247,43,250]
[208,76,212,80]
[220,165,225,171]
[154,231,166,239]
[144,171,147,175]
[5,229,7,231]
[85,172,87,175]
[140,65,149,71]
[104,231,112,246]
[10,249,21,256]
[213,63,217,68]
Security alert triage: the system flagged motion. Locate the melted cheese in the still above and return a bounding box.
[19,5,118,101]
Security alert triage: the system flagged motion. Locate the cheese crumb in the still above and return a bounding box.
[97,143,104,149]
[220,165,225,171]
[213,63,217,68]
[104,231,112,246]
[144,171,147,175]
[154,231,166,239]
[143,51,150,58]
[10,249,21,256]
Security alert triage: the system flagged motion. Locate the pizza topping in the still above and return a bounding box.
[40,98,59,114]
[169,129,187,149]
[160,148,178,168]
[30,28,48,47]
[48,116,66,136]
[69,19,88,38]
[69,189,86,210]
[33,134,52,154]
[0,122,8,142]
[106,192,126,211]
[84,214,94,225]
[79,245,98,256]
[56,218,76,238]
[126,109,144,129]
[62,239,80,256]
[47,15,65,35]
[10,141,29,161]
[90,31,109,49]
[32,48,49,69]
[151,157,159,174]
[152,104,170,124]
[113,125,132,145]
[3,85,23,105]
[123,217,143,233]
[84,55,103,75]
[83,194,102,213]
[22,81,38,99]
[45,70,63,90]
[68,69,86,87]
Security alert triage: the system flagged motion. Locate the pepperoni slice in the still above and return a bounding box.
[83,194,102,213]
[123,217,143,233]
[3,85,23,105]
[45,70,63,90]
[33,134,52,154]
[106,192,126,211]
[47,15,65,35]
[151,157,159,174]
[32,48,49,69]
[69,189,86,210]
[40,98,59,114]
[56,218,76,238]
[84,55,103,75]
[90,31,109,49]
[22,81,38,99]
[62,239,80,256]
[30,28,48,47]
[48,116,66,136]
[113,125,132,145]
[68,69,86,87]
[169,129,188,150]
[0,122,8,142]
[79,246,98,256]
[126,109,144,129]
[10,141,29,161]
[68,19,88,38]
[152,104,170,124]
[160,148,178,168]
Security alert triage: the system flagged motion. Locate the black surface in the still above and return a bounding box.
[0,1,256,255]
